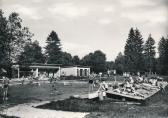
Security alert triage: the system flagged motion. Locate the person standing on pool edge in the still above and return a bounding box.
[2,76,10,101]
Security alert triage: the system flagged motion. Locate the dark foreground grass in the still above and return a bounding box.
[0,114,19,118]
[36,96,168,117]
[36,97,168,118]
[36,97,129,112]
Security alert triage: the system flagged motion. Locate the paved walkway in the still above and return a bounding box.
[0,101,89,118]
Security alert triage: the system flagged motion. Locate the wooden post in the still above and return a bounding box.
[98,91,104,101]
[18,67,20,79]
[114,70,116,83]
[58,66,61,77]
[35,68,39,78]
[88,68,90,76]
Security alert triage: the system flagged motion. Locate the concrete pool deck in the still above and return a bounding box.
[0,101,89,118]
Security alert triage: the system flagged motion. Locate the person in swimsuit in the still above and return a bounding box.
[2,76,9,101]
[88,74,95,93]
[89,78,94,93]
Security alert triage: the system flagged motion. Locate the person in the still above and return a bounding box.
[160,82,166,94]
[143,76,148,83]
[94,79,99,87]
[88,77,94,93]
[129,76,134,84]
[21,76,25,85]
[98,80,108,91]
[107,70,110,77]
[137,75,143,83]
[2,76,9,101]
[123,80,135,93]
[49,76,53,83]
[97,80,108,100]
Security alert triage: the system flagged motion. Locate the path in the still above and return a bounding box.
[0,101,89,118]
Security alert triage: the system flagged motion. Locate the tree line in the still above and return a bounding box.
[0,9,168,76]
[115,28,168,75]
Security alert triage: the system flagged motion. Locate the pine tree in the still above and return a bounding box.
[124,28,135,72]
[124,28,144,73]
[144,34,156,73]
[45,31,62,64]
[158,36,168,74]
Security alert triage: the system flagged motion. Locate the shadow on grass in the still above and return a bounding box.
[36,97,130,112]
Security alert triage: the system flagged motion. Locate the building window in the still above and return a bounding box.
[80,69,83,76]
[84,69,87,76]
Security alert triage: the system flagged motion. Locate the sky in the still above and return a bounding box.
[0,0,168,61]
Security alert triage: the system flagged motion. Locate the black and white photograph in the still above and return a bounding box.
[0,0,168,117]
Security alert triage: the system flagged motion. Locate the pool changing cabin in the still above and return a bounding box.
[60,66,90,77]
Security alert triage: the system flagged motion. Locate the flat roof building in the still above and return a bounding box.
[61,65,90,77]
[12,63,61,78]
[12,63,90,78]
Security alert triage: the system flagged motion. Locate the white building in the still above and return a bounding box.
[12,64,90,78]
[12,63,61,78]
[61,65,90,77]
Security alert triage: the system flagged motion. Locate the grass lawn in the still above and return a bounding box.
[0,81,94,110]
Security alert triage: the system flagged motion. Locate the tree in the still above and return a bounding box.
[7,12,32,63]
[106,61,115,70]
[92,50,106,73]
[0,10,33,77]
[0,10,9,66]
[18,40,45,64]
[82,50,106,73]
[144,34,156,73]
[81,53,93,66]
[45,31,62,64]
[114,52,125,74]
[72,55,80,65]
[158,36,168,74]
[57,52,73,65]
[124,28,144,73]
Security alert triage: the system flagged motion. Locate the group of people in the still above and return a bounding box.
[113,74,166,95]
[88,74,109,93]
